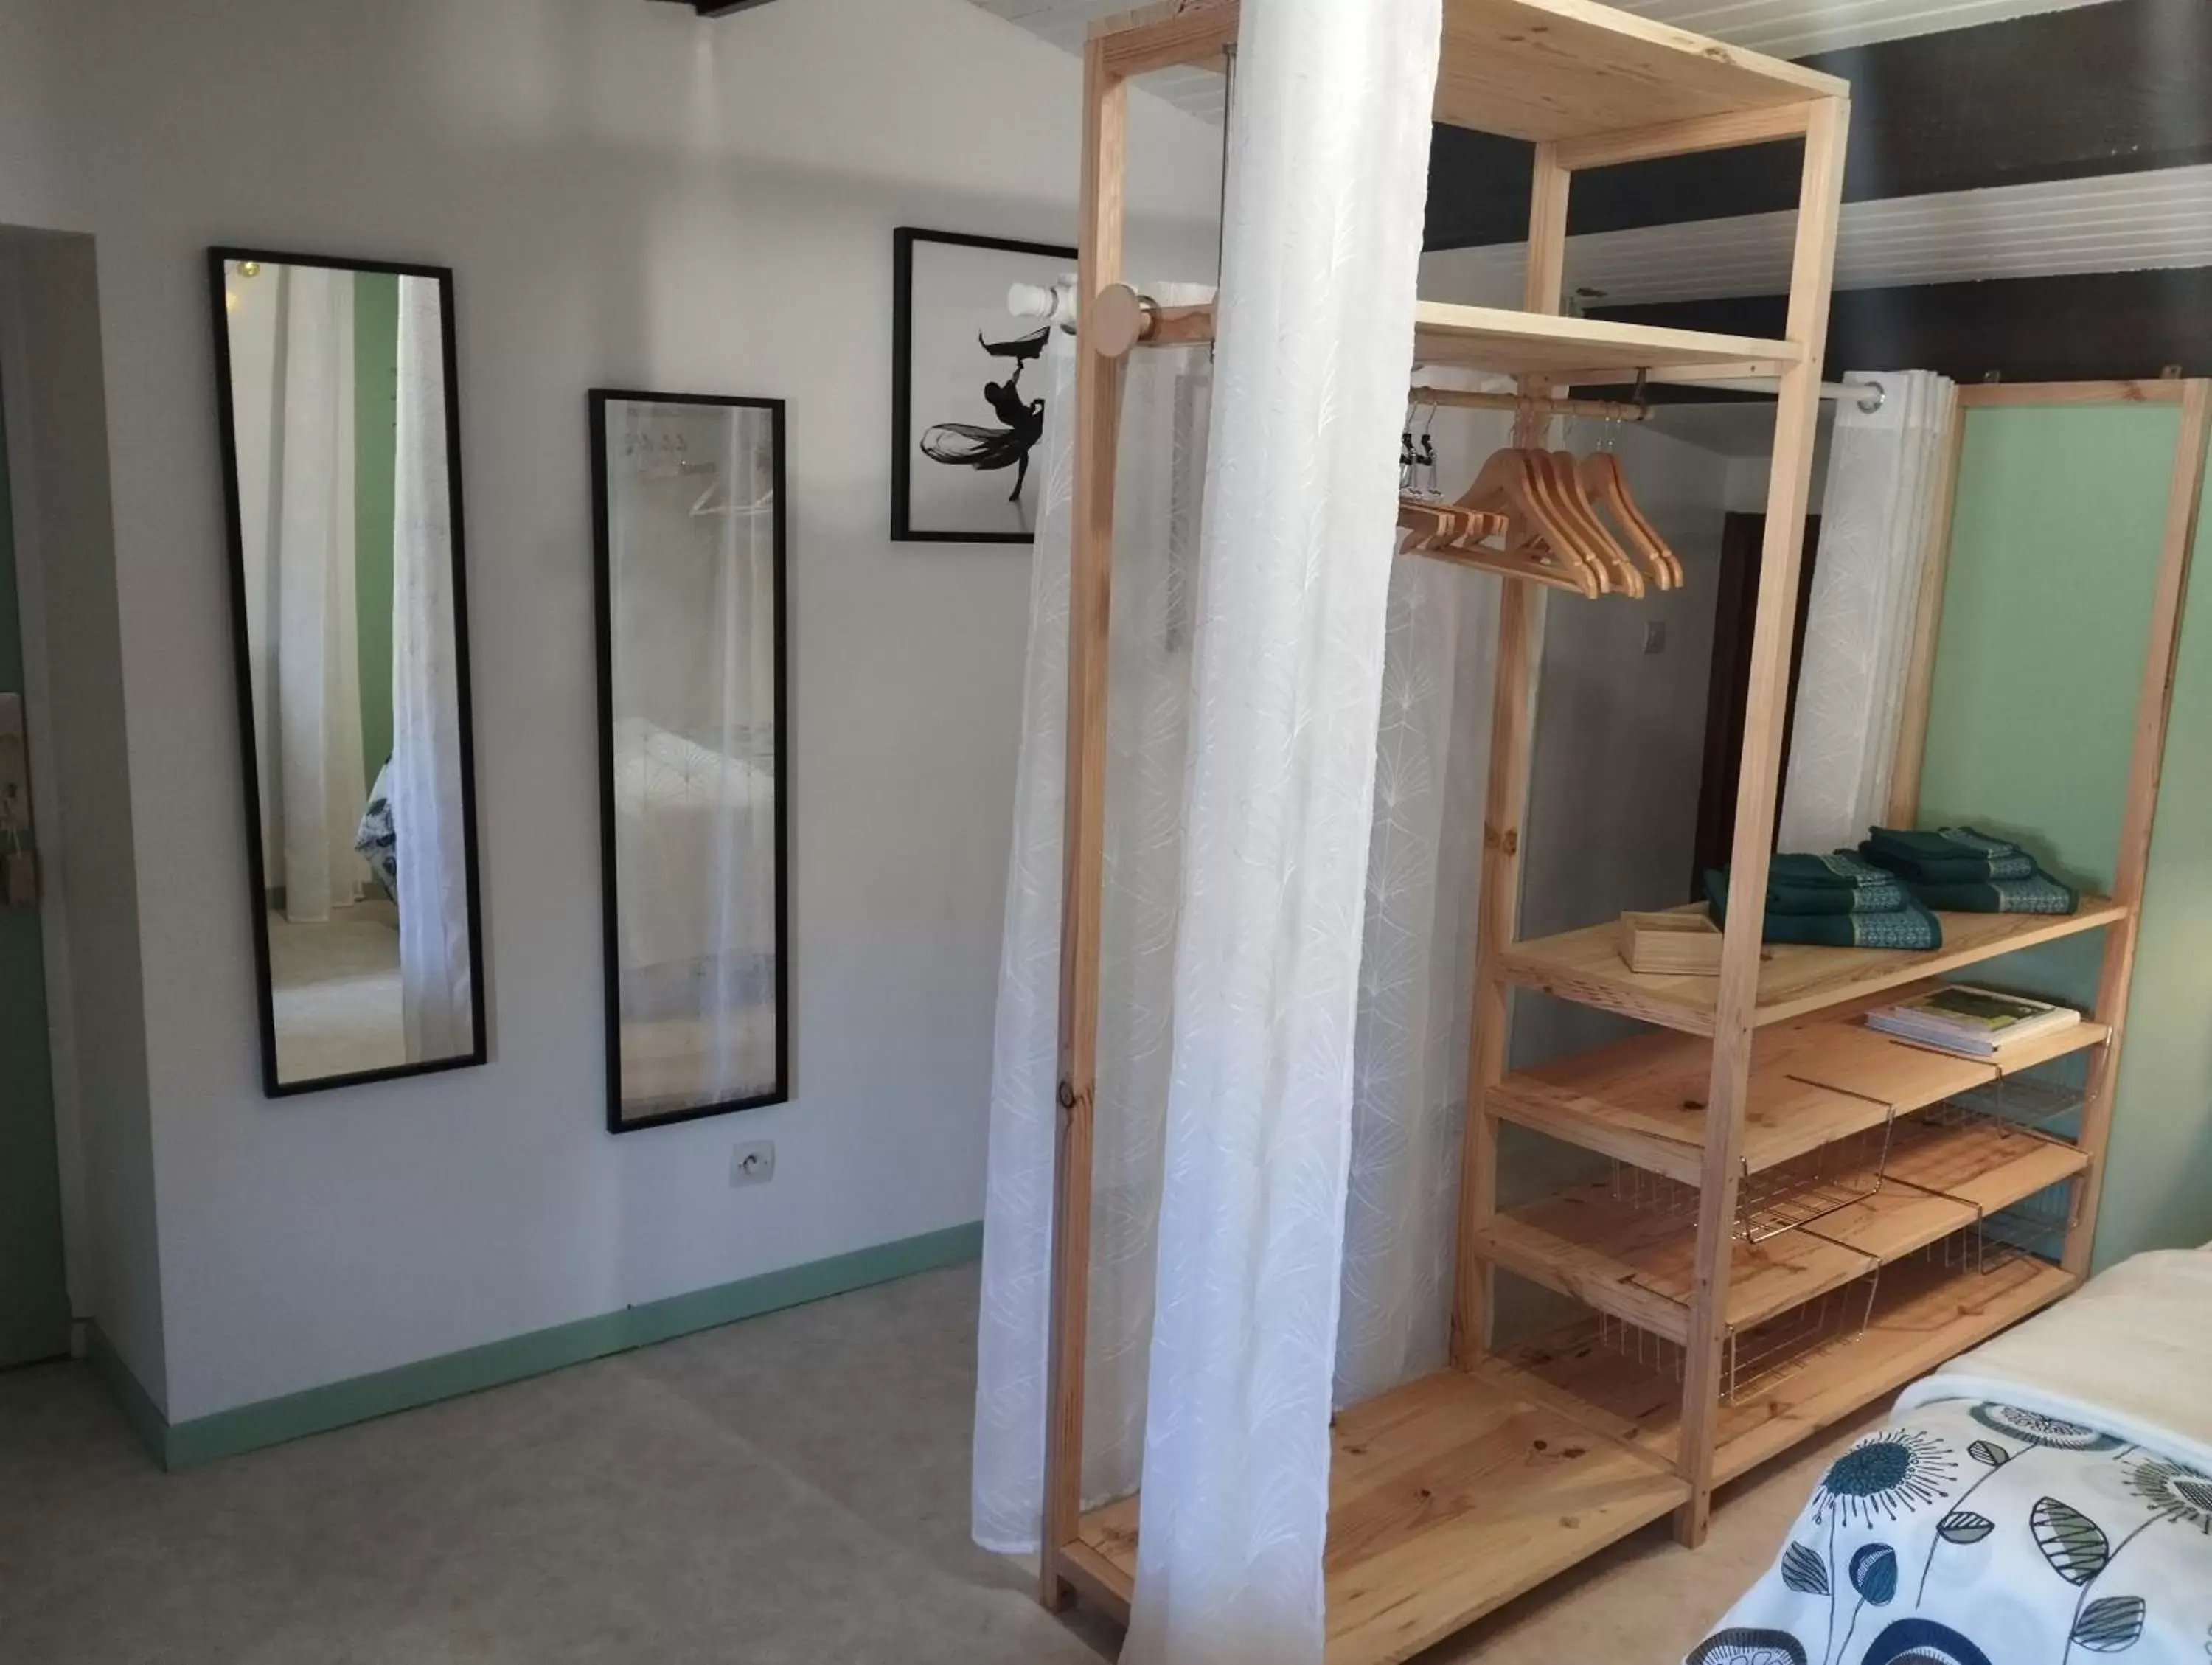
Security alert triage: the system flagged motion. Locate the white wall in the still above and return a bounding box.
[0,0,1220,1421]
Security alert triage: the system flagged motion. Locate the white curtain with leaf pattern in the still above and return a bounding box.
[1778,372,1960,849]
[973,3,1452,1659]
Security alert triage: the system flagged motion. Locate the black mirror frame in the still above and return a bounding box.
[206,246,490,1097]
[588,389,791,1133]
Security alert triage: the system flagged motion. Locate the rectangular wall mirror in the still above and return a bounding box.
[209,248,487,1095]
[591,392,788,1132]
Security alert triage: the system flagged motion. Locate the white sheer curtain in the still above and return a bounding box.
[973,336,1496,1560]
[973,304,1214,1552]
[269,264,367,922]
[1778,371,1959,849]
[1123,1,1439,1652]
[1335,548,1494,1405]
[391,276,475,1060]
[974,18,1459,1645]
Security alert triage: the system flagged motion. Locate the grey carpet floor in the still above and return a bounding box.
[0,1262,1871,1663]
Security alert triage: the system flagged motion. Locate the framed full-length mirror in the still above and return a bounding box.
[590,390,788,1132]
[209,248,487,1095]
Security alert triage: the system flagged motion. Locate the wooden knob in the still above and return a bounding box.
[1088,283,1151,358]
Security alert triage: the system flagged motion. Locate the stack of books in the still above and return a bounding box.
[1864,984,2082,1057]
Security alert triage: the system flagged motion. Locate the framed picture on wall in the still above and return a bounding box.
[891,227,1075,544]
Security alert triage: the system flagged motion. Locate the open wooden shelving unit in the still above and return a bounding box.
[1500,897,2129,1034]
[1038,2,2208,1661]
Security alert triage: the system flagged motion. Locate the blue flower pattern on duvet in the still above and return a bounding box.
[1685,1402,2212,1665]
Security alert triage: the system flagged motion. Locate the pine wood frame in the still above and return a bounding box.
[1038,0,1865,1648]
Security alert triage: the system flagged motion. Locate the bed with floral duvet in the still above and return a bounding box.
[1687,1248,2212,1665]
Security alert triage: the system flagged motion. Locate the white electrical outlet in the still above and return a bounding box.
[730,1141,776,1187]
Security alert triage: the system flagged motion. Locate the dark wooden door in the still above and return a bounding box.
[1691,512,1821,889]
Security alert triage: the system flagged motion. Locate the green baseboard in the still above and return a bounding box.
[91,1220,984,1472]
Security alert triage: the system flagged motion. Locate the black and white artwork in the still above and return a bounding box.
[891,227,1076,543]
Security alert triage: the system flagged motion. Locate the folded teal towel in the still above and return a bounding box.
[1765,852,1909,914]
[1868,825,2023,861]
[1908,875,2079,915]
[1706,869,1944,950]
[1770,852,1896,889]
[1860,843,2039,883]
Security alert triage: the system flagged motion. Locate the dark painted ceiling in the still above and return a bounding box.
[1425,0,2212,251]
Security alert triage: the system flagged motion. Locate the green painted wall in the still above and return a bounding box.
[1916,400,2212,1268]
[0,385,72,1366]
[353,270,397,793]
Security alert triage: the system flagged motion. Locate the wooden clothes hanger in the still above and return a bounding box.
[1578,451,1683,588]
[1451,447,1604,597]
[1397,401,1510,555]
[1398,496,1507,551]
[1544,448,1644,597]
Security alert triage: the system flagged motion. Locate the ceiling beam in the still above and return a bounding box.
[1426,0,2212,251]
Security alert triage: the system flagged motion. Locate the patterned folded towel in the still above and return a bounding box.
[1705,869,1944,950]
[1860,843,2039,883]
[1867,825,2023,861]
[1907,874,2079,915]
[1765,852,1909,914]
[1770,852,1896,889]
[1863,825,2037,882]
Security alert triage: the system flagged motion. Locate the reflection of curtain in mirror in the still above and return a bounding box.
[391,275,473,1060]
[611,405,779,1113]
[269,264,368,922]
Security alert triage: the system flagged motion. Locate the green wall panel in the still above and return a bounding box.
[353,270,397,793]
[1918,403,2179,891]
[1916,398,2212,1269]
[2098,420,2212,1266]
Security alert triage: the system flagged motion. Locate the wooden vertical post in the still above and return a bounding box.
[1674,96,1848,1548]
[1040,35,1129,1612]
[1452,143,1568,1369]
[2062,378,2211,1277]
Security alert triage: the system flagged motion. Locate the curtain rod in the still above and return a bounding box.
[1408,386,1652,422]
[1680,375,1888,411]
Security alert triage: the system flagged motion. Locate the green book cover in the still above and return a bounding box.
[1891,985,2061,1032]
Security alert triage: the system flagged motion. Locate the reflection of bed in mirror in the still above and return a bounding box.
[212,248,485,1094]
[594,391,788,1130]
[610,716,779,1111]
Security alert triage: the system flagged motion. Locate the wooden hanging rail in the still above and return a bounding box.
[1410,385,1653,422]
[1090,280,1805,381]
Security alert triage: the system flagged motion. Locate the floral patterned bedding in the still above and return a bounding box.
[1688,1396,2212,1665]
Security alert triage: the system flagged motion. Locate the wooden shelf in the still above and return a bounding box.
[1475,1109,2087,1344]
[1105,1,1846,145]
[1434,0,1844,141]
[1413,302,1798,380]
[1475,1178,1876,1343]
[1880,1114,2090,1217]
[1072,1369,1689,1665]
[1482,1251,2077,1484]
[1499,900,2128,1037]
[1487,987,2110,1182]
